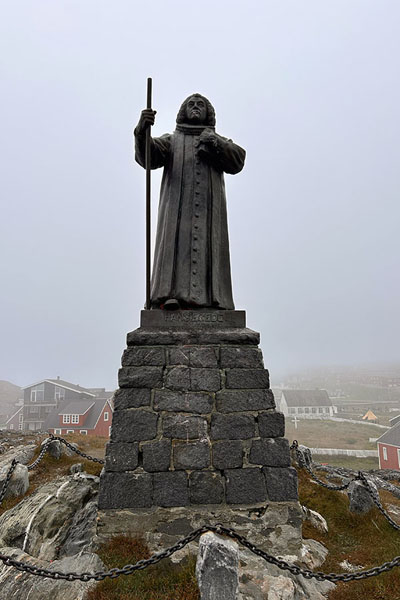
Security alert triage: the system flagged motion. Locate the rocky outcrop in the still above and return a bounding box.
[196,531,239,599]
[0,472,99,560]
[0,547,104,600]
[347,479,377,514]
[0,463,29,499]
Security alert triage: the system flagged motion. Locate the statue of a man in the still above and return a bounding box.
[134,94,245,310]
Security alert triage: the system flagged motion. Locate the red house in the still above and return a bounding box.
[377,422,400,470]
[44,398,113,437]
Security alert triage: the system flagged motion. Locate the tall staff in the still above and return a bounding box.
[145,77,152,310]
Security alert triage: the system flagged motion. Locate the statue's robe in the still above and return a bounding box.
[135,125,245,309]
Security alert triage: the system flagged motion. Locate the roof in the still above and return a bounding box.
[377,422,400,447]
[43,398,112,431]
[389,415,400,427]
[59,400,95,415]
[22,379,96,396]
[281,389,332,407]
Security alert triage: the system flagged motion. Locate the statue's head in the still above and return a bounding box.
[176,94,216,126]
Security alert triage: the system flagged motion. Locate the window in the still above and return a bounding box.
[54,386,65,401]
[383,447,388,461]
[318,407,323,413]
[19,413,23,423]
[63,415,71,424]
[288,408,295,415]
[54,429,61,435]
[66,430,74,434]
[18,423,23,430]
[10,424,14,430]
[71,415,79,424]
[104,411,109,421]
[397,448,400,467]
[304,407,309,414]
[30,384,44,402]
[80,430,88,435]
[298,407,304,414]
[311,407,316,414]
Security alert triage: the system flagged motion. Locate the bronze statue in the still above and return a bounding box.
[135,94,245,310]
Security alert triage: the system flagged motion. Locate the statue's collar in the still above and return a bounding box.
[175,123,215,136]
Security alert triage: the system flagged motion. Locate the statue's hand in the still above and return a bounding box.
[199,129,218,148]
[136,109,157,133]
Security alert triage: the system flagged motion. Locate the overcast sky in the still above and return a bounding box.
[1,0,399,390]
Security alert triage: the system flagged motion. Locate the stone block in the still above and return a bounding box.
[196,532,239,599]
[225,368,270,389]
[141,309,245,328]
[190,368,221,391]
[113,388,151,410]
[249,438,291,467]
[210,414,255,440]
[153,472,189,507]
[121,346,165,367]
[216,389,275,413]
[190,471,224,504]
[212,440,243,469]
[127,328,260,346]
[220,347,264,368]
[98,472,152,509]
[118,366,163,389]
[258,411,285,438]
[173,441,210,470]
[225,468,267,504]
[105,442,139,471]
[169,347,219,368]
[142,439,171,472]
[163,415,208,439]
[165,367,221,392]
[263,467,298,501]
[154,390,213,414]
[111,409,158,442]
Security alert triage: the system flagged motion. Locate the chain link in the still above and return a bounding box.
[0,437,400,584]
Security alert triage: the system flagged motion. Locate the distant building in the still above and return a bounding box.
[280,389,334,417]
[21,377,114,432]
[44,397,113,436]
[389,414,400,428]
[4,406,24,431]
[377,423,400,470]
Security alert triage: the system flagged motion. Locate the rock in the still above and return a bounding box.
[61,441,79,457]
[249,439,290,467]
[59,500,98,556]
[212,440,243,469]
[111,409,158,442]
[301,505,328,533]
[70,463,83,474]
[189,471,224,504]
[142,439,172,472]
[225,468,266,504]
[0,474,98,559]
[0,443,36,467]
[41,438,62,459]
[0,463,29,499]
[0,547,104,599]
[211,414,255,440]
[348,479,377,514]
[98,472,152,509]
[291,444,312,469]
[300,539,329,569]
[196,531,239,600]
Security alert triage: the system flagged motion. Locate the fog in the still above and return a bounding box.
[1,0,399,390]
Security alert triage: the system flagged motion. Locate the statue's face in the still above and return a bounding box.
[185,96,207,124]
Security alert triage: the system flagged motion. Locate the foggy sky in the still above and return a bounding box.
[1,0,399,390]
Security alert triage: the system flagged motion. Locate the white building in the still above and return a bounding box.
[280,389,334,418]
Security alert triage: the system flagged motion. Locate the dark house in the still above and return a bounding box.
[280,389,334,417]
[21,378,96,432]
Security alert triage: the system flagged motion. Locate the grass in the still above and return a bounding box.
[86,534,199,600]
[285,418,384,449]
[298,468,400,599]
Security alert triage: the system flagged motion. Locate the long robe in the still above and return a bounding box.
[135,126,245,309]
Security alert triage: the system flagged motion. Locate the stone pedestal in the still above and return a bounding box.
[98,310,301,554]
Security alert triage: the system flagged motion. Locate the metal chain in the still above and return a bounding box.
[49,435,105,464]
[0,460,18,505]
[1,437,400,583]
[290,440,356,491]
